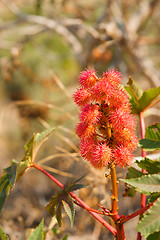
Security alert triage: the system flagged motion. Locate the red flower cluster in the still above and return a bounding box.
[73,69,138,168]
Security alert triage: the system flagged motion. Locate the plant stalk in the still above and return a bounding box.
[110,162,118,214]
[109,162,126,240]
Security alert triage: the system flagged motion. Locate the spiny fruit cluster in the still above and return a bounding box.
[73,69,138,168]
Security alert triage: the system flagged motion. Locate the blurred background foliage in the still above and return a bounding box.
[0,0,160,239]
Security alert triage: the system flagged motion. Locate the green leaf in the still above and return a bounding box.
[126,167,144,179]
[33,127,56,162]
[139,138,160,151]
[3,160,17,186]
[67,197,75,227]
[62,197,75,227]
[27,219,44,240]
[121,174,160,194]
[139,139,160,151]
[147,231,160,240]
[139,86,160,111]
[0,226,9,240]
[25,127,56,164]
[136,197,160,237]
[56,203,63,227]
[17,127,57,181]
[136,158,160,174]
[18,127,56,179]
[0,160,18,213]
[127,76,143,99]
[125,77,143,113]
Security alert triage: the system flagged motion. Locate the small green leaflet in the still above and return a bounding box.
[136,197,160,238]
[27,219,44,240]
[56,203,63,227]
[121,174,160,194]
[0,226,9,240]
[62,198,75,227]
[25,127,56,164]
[45,188,75,227]
[125,77,160,113]
[46,176,88,227]
[0,158,30,213]
[0,160,18,213]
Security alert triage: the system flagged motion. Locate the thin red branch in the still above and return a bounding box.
[73,201,110,216]
[32,163,117,236]
[97,203,111,215]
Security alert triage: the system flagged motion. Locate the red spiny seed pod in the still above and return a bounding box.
[79,104,102,124]
[103,69,121,84]
[79,69,98,88]
[112,147,134,168]
[73,88,91,106]
[76,122,96,139]
[113,128,138,151]
[108,108,136,132]
[74,69,138,168]
[92,143,112,168]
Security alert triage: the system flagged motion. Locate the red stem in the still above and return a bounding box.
[32,163,117,236]
[137,112,147,240]
[73,201,110,216]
